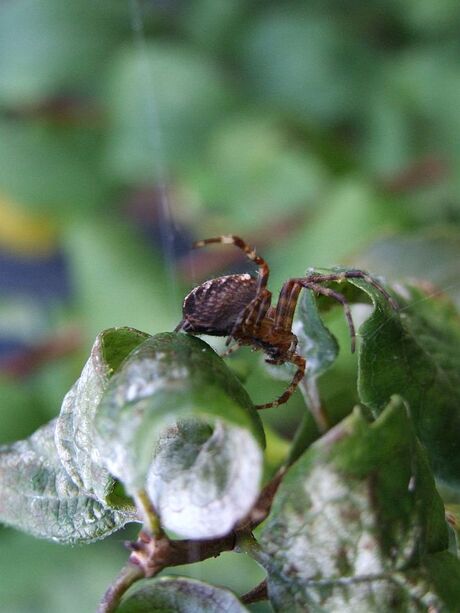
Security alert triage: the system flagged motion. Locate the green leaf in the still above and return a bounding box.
[190,116,327,230]
[55,327,149,500]
[116,577,248,613]
[354,229,460,306]
[106,43,229,183]
[0,120,107,215]
[95,333,265,539]
[241,9,365,123]
[267,178,402,292]
[64,219,178,339]
[256,397,450,612]
[353,280,460,489]
[422,551,460,608]
[0,421,132,544]
[0,326,148,543]
[293,289,340,381]
[0,0,127,106]
[269,289,340,464]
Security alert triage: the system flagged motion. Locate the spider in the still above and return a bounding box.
[175,235,397,410]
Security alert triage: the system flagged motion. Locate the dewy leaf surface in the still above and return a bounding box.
[95,332,265,539]
[257,397,451,612]
[0,326,148,542]
[351,279,460,489]
[116,576,248,613]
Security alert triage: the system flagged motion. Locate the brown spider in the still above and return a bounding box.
[175,235,397,410]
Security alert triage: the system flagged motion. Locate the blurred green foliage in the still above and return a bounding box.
[1,0,460,611]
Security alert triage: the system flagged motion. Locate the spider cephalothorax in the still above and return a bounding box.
[176,235,397,410]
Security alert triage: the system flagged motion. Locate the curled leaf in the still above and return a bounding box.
[0,327,148,542]
[55,327,149,500]
[95,333,264,539]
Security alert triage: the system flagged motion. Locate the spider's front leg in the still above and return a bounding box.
[274,271,397,353]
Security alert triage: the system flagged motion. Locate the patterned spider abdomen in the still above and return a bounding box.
[177,273,258,336]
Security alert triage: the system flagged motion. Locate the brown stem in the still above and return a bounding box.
[241,467,285,529]
[97,563,144,613]
[241,579,268,605]
[98,530,237,611]
[98,467,285,611]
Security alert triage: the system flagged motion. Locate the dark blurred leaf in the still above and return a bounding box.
[353,280,460,489]
[241,9,367,123]
[257,397,450,612]
[64,219,178,340]
[95,332,265,538]
[268,179,403,291]
[117,576,248,612]
[354,229,460,306]
[421,551,460,609]
[0,120,107,214]
[0,0,128,106]
[106,43,229,183]
[182,0,246,52]
[190,116,327,229]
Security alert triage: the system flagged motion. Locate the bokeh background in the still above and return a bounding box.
[1,1,460,611]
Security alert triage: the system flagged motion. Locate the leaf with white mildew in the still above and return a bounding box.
[0,421,133,543]
[0,326,149,543]
[255,396,453,612]
[95,332,265,539]
[55,326,149,501]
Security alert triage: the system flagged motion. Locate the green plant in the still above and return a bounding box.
[1,274,460,612]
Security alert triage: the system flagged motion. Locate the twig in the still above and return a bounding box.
[97,563,144,613]
[98,465,285,611]
[98,530,237,611]
[240,579,268,605]
[240,467,285,529]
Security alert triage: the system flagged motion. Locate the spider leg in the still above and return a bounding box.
[274,278,356,350]
[220,342,241,358]
[274,270,397,354]
[193,235,270,293]
[226,289,272,345]
[302,282,356,352]
[306,270,399,311]
[273,280,302,332]
[256,353,306,410]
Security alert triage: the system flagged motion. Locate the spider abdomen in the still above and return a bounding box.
[179,273,258,336]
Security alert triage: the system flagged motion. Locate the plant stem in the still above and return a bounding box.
[98,530,237,611]
[241,579,268,605]
[134,489,164,538]
[97,563,144,613]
